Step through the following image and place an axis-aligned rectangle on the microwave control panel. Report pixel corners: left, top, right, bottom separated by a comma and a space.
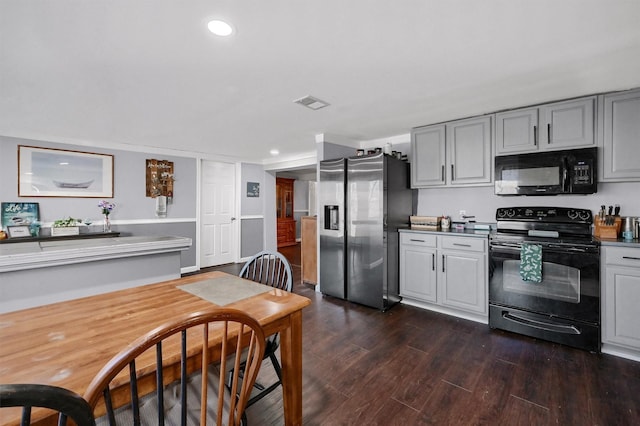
573, 163, 593, 185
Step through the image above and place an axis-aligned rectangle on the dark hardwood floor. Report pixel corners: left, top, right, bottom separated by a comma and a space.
197, 244, 640, 425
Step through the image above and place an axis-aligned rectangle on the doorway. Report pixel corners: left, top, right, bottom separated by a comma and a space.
200, 160, 236, 267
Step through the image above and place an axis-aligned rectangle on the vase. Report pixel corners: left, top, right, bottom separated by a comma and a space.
103, 215, 111, 232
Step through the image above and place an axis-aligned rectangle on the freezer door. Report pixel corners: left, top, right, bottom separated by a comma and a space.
319, 158, 346, 299
347, 154, 384, 308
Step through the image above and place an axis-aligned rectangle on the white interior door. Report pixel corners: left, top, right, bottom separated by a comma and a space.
201, 160, 236, 267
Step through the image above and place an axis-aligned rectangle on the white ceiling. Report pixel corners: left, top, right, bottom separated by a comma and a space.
1, 1, 640, 165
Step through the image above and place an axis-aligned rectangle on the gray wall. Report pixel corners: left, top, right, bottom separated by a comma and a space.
293, 179, 310, 239
0, 136, 198, 269
264, 172, 277, 251
241, 218, 264, 258
319, 141, 356, 161
240, 163, 266, 258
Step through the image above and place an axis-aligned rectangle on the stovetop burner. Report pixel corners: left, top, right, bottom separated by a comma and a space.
496, 207, 592, 224
495, 207, 595, 242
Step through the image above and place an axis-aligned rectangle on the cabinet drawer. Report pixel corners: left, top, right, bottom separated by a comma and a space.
400, 232, 437, 247
441, 236, 486, 252
604, 246, 640, 267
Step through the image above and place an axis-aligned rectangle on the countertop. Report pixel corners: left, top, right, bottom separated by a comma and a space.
597, 237, 640, 248
401, 227, 640, 247
0, 235, 192, 272
399, 227, 492, 239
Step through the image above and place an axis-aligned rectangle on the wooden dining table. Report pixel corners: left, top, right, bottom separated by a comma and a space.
0, 271, 311, 426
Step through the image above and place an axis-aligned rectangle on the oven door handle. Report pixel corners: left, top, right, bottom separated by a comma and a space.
502, 312, 581, 335
545, 244, 592, 253
491, 242, 595, 254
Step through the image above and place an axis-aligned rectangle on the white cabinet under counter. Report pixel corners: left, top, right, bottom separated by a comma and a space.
399, 229, 489, 323
0, 235, 192, 313
601, 244, 640, 361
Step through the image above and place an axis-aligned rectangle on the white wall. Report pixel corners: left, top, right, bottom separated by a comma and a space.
417, 181, 640, 223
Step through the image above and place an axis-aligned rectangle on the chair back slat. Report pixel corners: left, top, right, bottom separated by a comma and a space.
240, 250, 293, 292
155, 343, 165, 425
84, 308, 266, 426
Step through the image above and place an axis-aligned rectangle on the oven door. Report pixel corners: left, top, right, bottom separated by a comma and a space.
489, 239, 599, 324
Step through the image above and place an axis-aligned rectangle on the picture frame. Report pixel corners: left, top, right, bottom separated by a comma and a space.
18, 145, 114, 198
1, 202, 39, 230
247, 182, 260, 197
7, 225, 31, 238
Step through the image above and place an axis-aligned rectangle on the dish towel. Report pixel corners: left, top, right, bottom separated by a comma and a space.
520, 243, 543, 283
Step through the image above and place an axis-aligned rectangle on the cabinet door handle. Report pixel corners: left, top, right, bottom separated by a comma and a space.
622, 256, 640, 261
453, 243, 472, 247
451, 164, 455, 180
442, 254, 445, 272
533, 125, 537, 146
547, 123, 551, 144
441, 165, 445, 181
432, 253, 435, 271
410, 239, 425, 243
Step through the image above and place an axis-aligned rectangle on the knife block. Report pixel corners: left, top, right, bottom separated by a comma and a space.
594, 217, 621, 238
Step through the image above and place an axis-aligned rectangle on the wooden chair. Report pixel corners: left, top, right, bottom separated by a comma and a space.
237, 250, 292, 406
83, 308, 266, 426
0, 383, 96, 426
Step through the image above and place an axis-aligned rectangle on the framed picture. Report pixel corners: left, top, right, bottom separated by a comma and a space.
247, 182, 260, 197
7, 225, 31, 238
18, 145, 114, 198
1, 202, 39, 230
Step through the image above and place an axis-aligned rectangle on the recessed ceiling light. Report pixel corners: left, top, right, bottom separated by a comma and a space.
270, 149, 280, 156
207, 20, 233, 36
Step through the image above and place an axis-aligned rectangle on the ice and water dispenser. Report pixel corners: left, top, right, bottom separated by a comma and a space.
324, 205, 339, 230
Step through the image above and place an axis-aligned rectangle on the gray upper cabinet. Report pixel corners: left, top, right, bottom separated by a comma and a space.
495, 97, 595, 155
495, 108, 538, 154
411, 124, 446, 187
447, 116, 492, 185
411, 116, 492, 188
601, 88, 640, 181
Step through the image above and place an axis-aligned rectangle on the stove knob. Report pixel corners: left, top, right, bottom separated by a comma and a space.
579, 211, 591, 221
497, 209, 506, 218
567, 209, 578, 220
506, 209, 516, 218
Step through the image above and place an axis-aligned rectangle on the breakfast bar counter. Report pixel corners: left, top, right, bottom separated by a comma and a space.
0, 235, 191, 313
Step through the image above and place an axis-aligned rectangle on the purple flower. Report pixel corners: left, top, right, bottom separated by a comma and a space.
98, 200, 115, 216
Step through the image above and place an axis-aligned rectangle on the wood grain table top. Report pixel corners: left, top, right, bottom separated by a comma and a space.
0, 271, 311, 425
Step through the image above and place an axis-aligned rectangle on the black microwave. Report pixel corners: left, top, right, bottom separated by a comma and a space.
494, 147, 597, 196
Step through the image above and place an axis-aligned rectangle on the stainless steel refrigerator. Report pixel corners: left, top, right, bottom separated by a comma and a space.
319, 152, 413, 310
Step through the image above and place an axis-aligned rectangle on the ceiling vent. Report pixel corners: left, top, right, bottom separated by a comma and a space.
293, 95, 330, 110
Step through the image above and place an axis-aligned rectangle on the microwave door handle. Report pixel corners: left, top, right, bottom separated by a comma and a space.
562, 157, 569, 192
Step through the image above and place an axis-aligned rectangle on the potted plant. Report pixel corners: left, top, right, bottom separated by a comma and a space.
51, 217, 82, 236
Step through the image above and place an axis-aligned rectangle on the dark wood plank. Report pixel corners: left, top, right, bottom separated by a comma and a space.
206, 244, 640, 425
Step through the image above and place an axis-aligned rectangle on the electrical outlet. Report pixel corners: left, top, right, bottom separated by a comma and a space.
459, 210, 466, 219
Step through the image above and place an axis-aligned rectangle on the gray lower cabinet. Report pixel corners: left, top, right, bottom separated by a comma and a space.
411, 115, 492, 188
399, 231, 488, 321
495, 96, 595, 155
600, 88, 640, 181
399, 233, 437, 302
602, 246, 640, 358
